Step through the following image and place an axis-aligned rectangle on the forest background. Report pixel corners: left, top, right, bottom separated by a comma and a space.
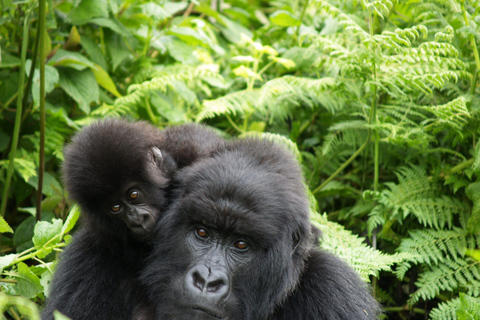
1, 0, 480, 319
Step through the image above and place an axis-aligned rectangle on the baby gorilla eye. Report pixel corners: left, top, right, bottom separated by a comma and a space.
233, 240, 248, 250
111, 204, 122, 213
196, 227, 209, 239
128, 190, 139, 200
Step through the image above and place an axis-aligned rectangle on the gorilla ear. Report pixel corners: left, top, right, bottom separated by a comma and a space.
149, 147, 163, 167
292, 230, 301, 252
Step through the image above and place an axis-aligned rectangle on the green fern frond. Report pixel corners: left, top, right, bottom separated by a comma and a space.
198, 89, 256, 121
91, 102, 134, 117
457, 293, 480, 319
310, 1, 370, 39
116, 64, 222, 108
421, 97, 470, 131
312, 213, 410, 281
396, 228, 480, 278
198, 76, 340, 121
430, 298, 460, 320
410, 259, 480, 305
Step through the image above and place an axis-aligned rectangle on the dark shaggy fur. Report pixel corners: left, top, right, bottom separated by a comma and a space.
141, 138, 381, 320
42, 119, 224, 320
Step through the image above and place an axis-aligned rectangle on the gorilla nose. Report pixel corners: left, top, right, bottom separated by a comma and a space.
186, 265, 229, 302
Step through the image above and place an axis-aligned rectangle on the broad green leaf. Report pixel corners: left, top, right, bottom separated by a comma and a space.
16, 263, 43, 299
28, 172, 62, 197
218, 15, 253, 43
49, 49, 95, 70
41, 195, 64, 212
91, 64, 121, 97
89, 17, 131, 36
80, 37, 108, 71
61, 205, 81, 236
164, 1, 188, 16
140, 3, 170, 20
0, 254, 16, 273
269, 10, 301, 27
169, 27, 208, 47
33, 219, 63, 247
64, 26, 81, 50
58, 68, 99, 114
68, 0, 108, 25
0, 216, 13, 233
26, 60, 59, 107
162, 36, 197, 64
105, 31, 130, 70
0, 52, 21, 68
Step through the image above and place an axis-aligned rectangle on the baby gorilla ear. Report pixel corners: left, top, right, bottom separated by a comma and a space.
149, 146, 177, 176
149, 147, 163, 166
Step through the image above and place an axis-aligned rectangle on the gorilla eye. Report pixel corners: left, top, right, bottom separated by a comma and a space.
196, 227, 209, 239
233, 240, 248, 250
128, 190, 139, 200
111, 204, 122, 213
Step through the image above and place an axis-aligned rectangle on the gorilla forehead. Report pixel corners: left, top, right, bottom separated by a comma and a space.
176, 147, 310, 238
63, 119, 167, 202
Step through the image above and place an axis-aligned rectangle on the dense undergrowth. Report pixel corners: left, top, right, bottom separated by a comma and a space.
1, 0, 480, 319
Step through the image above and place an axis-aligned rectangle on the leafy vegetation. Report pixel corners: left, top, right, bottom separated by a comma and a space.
1, 0, 480, 319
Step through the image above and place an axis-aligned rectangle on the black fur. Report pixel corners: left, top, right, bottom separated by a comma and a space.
42, 119, 224, 320
141, 138, 381, 320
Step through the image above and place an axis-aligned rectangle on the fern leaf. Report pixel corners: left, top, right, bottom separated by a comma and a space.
312, 213, 410, 281
396, 228, 480, 279
410, 259, 480, 305
430, 298, 460, 320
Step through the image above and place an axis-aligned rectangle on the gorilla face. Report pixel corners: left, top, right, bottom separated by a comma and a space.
142, 140, 312, 320
104, 147, 165, 239
62, 120, 172, 242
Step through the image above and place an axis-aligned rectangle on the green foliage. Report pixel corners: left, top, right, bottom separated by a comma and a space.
2, 0, 480, 318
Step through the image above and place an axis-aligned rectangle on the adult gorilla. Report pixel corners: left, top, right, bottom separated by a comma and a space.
141, 138, 380, 320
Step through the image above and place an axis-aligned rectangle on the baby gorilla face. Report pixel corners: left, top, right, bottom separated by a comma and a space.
142, 140, 312, 320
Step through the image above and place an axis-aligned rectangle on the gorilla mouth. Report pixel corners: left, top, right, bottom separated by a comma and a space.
191, 306, 226, 319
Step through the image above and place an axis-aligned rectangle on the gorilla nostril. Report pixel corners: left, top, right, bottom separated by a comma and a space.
207, 279, 225, 293
192, 271, 206, 291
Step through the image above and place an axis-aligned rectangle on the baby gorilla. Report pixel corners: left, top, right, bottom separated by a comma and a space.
42, 119, 224, 320
141, 138, 380, 320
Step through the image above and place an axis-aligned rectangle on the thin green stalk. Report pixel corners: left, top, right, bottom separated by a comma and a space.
448, 158, 474, 175
461, 3, 480, 92
0, 4, 34, 217
294, 0, 310, 44
144, 96, 157, 123
312, 134, 371, 194
36, 0, 47, 221
225, 114, 244, 133
23, 9, 40, 109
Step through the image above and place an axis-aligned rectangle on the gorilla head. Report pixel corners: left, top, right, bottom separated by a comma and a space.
142, 138, 314, 320
62, 119, 174, 241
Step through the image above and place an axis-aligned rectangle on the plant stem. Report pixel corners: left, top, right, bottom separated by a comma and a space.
0, 4, 34, 217
461, 3, 480, 92
312, 134, 371, 194
23, 5, 41, 110
294, 0, 310, 44
36, 0, 47, 221
448, 158, 474, 175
